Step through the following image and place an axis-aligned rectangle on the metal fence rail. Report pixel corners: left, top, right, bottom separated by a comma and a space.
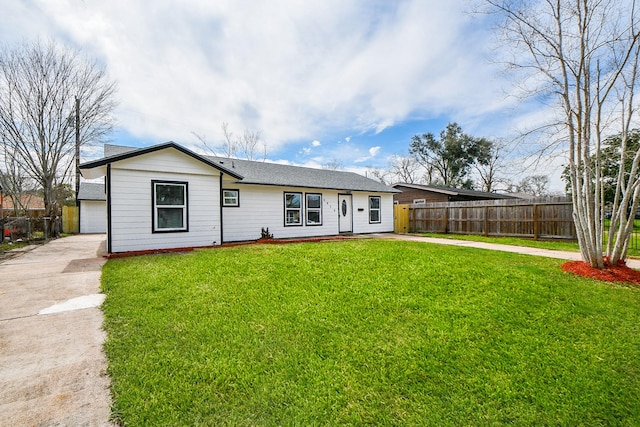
2, 216, 61, 242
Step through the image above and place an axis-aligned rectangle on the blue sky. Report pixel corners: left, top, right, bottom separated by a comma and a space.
1, 0, 566, 190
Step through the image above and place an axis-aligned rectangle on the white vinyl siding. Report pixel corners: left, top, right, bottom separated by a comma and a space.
223, 185, 340, 242
351, 193, 394, 234
108, 150, 221, 253
80, 200, 107, 233
222, 186, 394, 242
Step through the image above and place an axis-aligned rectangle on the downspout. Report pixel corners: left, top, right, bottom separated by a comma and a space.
106, 164, 112, 253
219, 173, 224, 244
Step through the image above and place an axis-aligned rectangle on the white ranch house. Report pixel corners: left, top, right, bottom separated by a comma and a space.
79, 142, 397, 254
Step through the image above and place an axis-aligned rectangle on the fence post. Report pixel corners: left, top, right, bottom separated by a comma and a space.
483, 206, 489, 236
533, 204, 539, 240
409, 206, 413, 233
443, 206, 449, 233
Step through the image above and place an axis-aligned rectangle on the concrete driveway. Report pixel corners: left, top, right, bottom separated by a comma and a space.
0, 234, 113, 426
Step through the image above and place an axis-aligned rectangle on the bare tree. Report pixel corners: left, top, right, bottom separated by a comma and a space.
487, 0, 640, 267
322, 159, 344, 170
0, 149, 36, 215
517, 175, 550, 197
220, 122, 238, 158
0, 40, 116, 219
191, 131, 219, 156
389, 154, 422, 184
195, 123, 268, 161
238, 129, 263, 161
215, 122, 266, 160
473, 139, 510, 192
366, 168, 389, 184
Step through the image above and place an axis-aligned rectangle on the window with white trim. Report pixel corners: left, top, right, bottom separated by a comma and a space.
223, 189, 239, 207
153, 181, 188, 232
284, 192, 302, 226
413, 199, 426, 205
306, 193, 322, 225
369, 196, 381, 224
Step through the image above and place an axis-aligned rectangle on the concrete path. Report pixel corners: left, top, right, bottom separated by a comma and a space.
377, 233, 640, 269
0, 234, 113, 427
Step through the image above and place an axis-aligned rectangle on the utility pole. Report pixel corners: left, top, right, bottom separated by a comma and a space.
75, 97, 80, 207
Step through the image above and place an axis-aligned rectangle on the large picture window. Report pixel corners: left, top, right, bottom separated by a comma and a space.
306, 193, 322, 226
284, 192, 302, 226
153, 181, 188, 232
369, 196, 381, 224
222, 189, 239, 207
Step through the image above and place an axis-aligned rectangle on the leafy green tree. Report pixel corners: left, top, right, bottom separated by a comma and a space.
409, 122, 492, 189
562, 129, 640, 205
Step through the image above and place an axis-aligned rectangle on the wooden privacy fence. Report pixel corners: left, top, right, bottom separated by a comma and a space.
62, 206, 79, 234
397, 197, 577, 240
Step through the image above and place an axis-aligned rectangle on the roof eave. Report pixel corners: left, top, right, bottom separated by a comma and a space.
79, 142, 244, 180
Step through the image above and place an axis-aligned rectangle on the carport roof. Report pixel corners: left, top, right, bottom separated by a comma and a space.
77, 182, 106, 201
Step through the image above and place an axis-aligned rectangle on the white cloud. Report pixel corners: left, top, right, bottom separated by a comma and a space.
311, 140, 321, 147
2, 1, 511, 149
354, 145, 382, 163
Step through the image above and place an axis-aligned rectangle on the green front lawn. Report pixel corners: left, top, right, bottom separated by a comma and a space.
101, 240, 640, 426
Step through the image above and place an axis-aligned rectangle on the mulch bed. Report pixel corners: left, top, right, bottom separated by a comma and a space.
562, 258, 640, 285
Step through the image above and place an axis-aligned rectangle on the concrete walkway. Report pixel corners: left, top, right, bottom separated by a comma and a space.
377, 233, 640, 269
0, 234, 113, 427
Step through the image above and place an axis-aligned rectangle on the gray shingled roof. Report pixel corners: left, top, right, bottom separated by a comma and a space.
393, 183, 517, 199
86, 143, 398, 193
209, 156, 398, 193
104, 144, 137, 157
78, 182, 106, 201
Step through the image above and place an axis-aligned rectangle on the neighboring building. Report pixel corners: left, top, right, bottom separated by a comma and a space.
77, 181, 107, 234
392, 183, 518, 205
2, 194, 46, 216
80, 142, 398, 254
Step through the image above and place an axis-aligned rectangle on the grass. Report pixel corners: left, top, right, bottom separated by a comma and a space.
0, 240, 29, 252
101, 240, 640, 426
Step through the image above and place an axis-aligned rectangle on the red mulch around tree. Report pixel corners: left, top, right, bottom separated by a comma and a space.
562, 258, 640, 285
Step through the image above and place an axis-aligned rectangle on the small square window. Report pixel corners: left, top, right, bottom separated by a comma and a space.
223, 189, 239, 207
